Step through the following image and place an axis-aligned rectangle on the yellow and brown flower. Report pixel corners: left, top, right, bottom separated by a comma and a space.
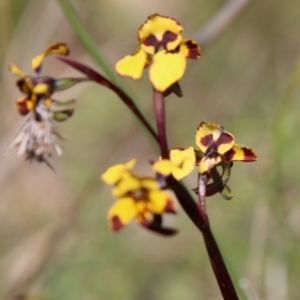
101, 160, 176, 233
115, 14, 201, 92
9, 43, 83, 118
195, 122, 257, 174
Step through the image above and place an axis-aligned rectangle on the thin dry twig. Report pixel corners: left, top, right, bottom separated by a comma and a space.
194, 0, 254, 47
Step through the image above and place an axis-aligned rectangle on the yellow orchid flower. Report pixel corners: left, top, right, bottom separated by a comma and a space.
115, 14, 201, 92
101, 160, 176, 232
195, 122, 257, 174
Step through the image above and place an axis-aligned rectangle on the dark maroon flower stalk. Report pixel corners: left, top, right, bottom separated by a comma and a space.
153, 89, 169, 159
167, 176, 239, 300
59, 57, 159, 144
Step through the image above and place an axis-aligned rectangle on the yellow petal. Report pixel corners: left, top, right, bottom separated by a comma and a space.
9, 63, 26, 78
108, 197, 136, 231
43, 42, 69, 56
112, 172, 141, 198
31, 54, 45, 73
32, 83, 50, 95
152, 159, 175, 177
31, 43, 69, 72
153, 147, 195, 180
170, 147, 195, 166
124, 159, 137, 169
149, 50, 186, 92
140, 177, 160, 190
26, 99, 34, 111
101, 159, 136, 185
139, 14, 183, 53
170, 147, 196, 180
115, 48, 147, 79
148, 190, 170, 214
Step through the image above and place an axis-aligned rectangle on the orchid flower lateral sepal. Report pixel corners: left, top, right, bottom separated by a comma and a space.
115, 14, 201, 92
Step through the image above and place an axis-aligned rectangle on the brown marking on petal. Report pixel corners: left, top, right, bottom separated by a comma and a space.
110, 215, 124, 231
223, 149, 234, 161
243, 148, 257, 161
200, 134, 213, 148
185, 40, 201, 59
162, 30, 178, 48
165, 199, 176, 213
215, 133, 234, 148
143, 34, 159, 52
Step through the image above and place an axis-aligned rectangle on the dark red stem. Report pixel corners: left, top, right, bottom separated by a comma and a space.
167, 176, 239, 300
58, 57, 159, 144
153, 89, 169, 158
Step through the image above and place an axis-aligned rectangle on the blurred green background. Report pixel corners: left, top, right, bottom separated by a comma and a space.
1, 0, 300, 299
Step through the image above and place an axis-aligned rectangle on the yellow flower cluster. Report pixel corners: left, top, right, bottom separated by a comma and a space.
102, 122, 257, 232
